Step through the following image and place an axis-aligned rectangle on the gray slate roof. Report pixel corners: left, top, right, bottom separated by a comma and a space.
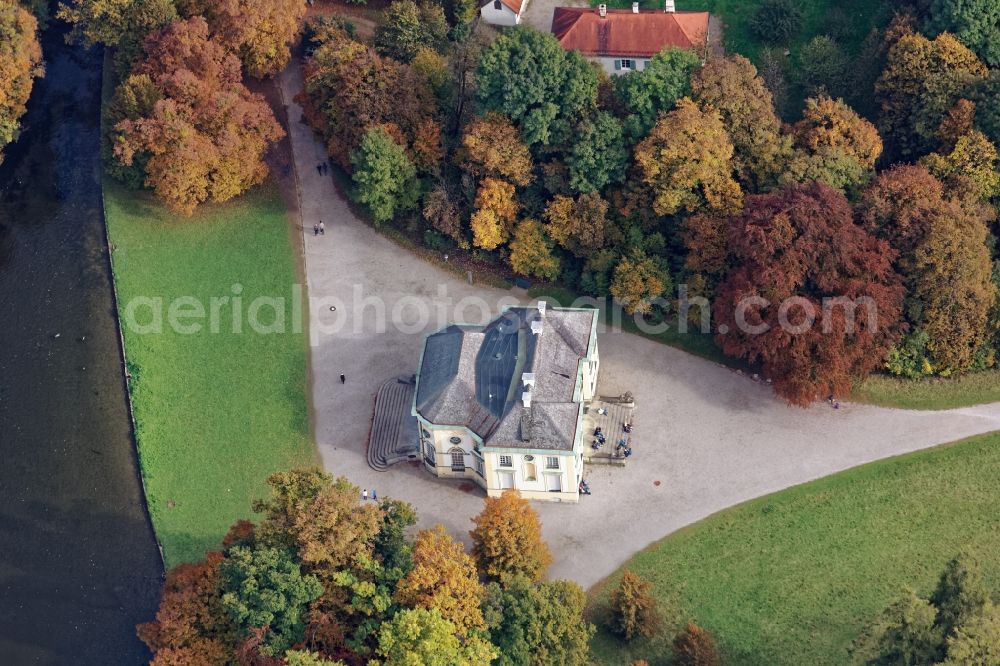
415, 306, 596, 451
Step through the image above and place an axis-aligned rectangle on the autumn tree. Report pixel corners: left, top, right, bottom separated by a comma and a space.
673, 623, 721, 666
137, 552, 236, 664
476, 27, 598, 146
937, 98, 977, 151
482, 574, 594, 666
58, 0, 176, 66
459, 113, 533, 186
607, 570, 660, 641
219, 545, 324, 657
373, 498, 418, 584
714, 182, 904, 405
859, 165, 995, 375
395, 525, 485, 634
543, 192, 610, 257
0, 1, 43, 163
876, 31, 987, 158
690, 54, 790, 190
610, 249, 670, 316
635, 98, 742, 217
373, 0, 448, 62
783, 95, 883, 193
614, 47, 701, 141
470, 490, 552, 582
567, 111, 628, 193
284, 650, 346, 666
422, 185, 464, 244
924, 0, 1000, 66
374, 608, 497, 666
470, 178, 518, 249
921, 128, 1000, 201
301, 27, 438, 168
179, 0, 306, 77
110, 17, 284, 215
509, 218, 561, 281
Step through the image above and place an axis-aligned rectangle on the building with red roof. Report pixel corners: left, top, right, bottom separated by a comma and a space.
480, 0, 529, 26
551, 3, 710, 74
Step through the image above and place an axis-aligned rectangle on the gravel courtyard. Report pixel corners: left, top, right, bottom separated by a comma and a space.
279, 64, 1000, 588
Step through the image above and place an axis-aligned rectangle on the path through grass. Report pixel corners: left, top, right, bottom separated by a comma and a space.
588, 431, 1000, 665
105, 181, 317, 566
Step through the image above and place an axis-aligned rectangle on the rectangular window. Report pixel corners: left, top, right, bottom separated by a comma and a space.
643, 60, 651, 69
493, 0, 501, 7
476, 457, 484, 476
619, 59, 633, 71
423, 441, 435, 467
546, 456, 559, 470
499, 454, 513, 468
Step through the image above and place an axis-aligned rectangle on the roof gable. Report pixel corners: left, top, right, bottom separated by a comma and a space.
551, 7, 709, 59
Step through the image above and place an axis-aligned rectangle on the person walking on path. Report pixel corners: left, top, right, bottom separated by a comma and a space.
319, 221, 325, 235
371, 489, 377, 501
313, 223, 319, 236
316, 163, 323, 175
340, 374, 346, 384
362, 489, 368, 501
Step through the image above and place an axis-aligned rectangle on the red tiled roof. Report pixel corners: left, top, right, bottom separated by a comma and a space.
481, 0, 524, 15
551, 7, 710, 59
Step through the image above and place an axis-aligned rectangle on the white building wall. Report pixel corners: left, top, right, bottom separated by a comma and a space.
593, 56, 652, 76
479, 1, 520, 26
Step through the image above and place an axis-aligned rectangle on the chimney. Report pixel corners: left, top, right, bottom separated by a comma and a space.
632, 1, 639, 12
521, 372, 536, 389
598, 3, 607, 17
530, 320, 543, 335
522, 384, 532, 408
664, 0, 675, 11
537, 301, 547, 317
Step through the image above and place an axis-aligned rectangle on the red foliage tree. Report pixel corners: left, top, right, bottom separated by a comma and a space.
713, 182, 904, 405
137, 551, 235, 665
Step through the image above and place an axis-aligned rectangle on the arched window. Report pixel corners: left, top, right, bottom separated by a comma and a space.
450, 448, 465, 472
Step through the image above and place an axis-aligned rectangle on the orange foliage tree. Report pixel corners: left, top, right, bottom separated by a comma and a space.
0, 1, 43, 162
395, 525, 485, 634
470, 490, 552, 582
182, 0, 307, 78
606, 570, 660, 641
673, 623, 721, 666
110, 17, 284, 215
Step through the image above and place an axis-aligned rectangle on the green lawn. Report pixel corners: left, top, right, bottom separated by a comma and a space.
850, 369, 1000, 410
104, 181, 317, 566
588, 431, 1000, 666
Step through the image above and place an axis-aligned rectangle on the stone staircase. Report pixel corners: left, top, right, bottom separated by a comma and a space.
367, 375, 420, 471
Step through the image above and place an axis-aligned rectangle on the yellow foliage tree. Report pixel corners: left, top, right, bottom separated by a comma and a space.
634, 98, 742, 217
610, 250, 670, 315
470, 178, 517, 250
395, 525, 485, 634
459, 112, 533, 186
543, 192, 610, 257
791, 95, 883, 170
470, 490, 552, 582
509, 219, 561, 281
607, 570, 660, 641
921, 129, 1000, 201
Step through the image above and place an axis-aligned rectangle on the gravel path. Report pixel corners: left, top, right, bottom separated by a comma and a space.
278, 63, 1000, 588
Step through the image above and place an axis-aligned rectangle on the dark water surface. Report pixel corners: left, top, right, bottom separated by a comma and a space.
0, 21, 163, 666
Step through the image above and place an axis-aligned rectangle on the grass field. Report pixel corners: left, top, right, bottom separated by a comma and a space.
851, 370, 1000, 410
588, 431, 1000, 665
104, 180, 317, 566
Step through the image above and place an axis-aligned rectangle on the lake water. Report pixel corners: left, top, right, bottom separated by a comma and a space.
0, 20, 163, 666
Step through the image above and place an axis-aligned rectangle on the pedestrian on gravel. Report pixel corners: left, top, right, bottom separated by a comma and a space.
313, 223, 319, 236
316, 163, 322, 175
319, 221, 325, 235
362, 488, 368, 501
340, 374, 346, 384
371, 489, 377, 501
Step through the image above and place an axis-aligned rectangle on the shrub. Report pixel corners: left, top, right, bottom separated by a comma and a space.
673, 623, 721, 666
607, 570, 660, 641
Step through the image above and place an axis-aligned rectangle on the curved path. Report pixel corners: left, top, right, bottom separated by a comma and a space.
278, 64, 1000, 588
